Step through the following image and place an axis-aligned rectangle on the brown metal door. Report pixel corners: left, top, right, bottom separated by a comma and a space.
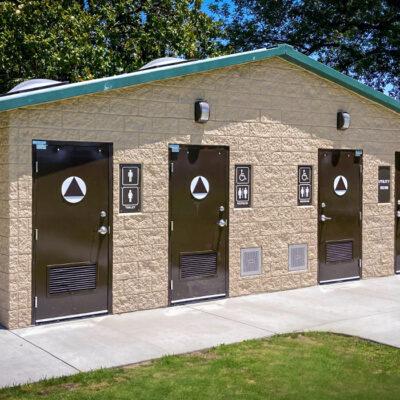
32, 141, 112, 323
395, 153, 400, 273
318, 149, 362, 283
169, 145, 229, 304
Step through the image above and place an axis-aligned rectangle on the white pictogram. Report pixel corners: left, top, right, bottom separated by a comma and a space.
128, 169, 133, 183
236, 167, 250, 184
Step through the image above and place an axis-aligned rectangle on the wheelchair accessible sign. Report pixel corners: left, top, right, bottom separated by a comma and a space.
235, 165, 251, 208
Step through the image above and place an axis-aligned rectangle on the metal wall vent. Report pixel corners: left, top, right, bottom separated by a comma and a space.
288, 244, 308, 271
180, 252, 217, 279
241, 247, 262, 277
48, 264, 97, 295
326, 240, 353, 263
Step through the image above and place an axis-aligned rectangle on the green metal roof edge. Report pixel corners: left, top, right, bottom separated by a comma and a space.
0, 44, 399, 114
280, 46, 400, 114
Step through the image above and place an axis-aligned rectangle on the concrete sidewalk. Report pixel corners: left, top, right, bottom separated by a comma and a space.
1, 275, 400, 389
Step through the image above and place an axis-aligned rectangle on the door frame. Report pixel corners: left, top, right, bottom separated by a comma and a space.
395, 153, 400, 274
31, 140, 114, 324
167, 144, 230, 305
317, 148, 363, 284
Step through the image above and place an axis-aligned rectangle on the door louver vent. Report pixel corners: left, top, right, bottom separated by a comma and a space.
180, 253, 217, 279
288, 244, 308, 271
48, 264, 97, 295
326, 241, 353, 263
241, 247, 262, 276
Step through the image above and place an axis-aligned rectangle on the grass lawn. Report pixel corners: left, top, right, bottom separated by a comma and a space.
1, 332, 400, 400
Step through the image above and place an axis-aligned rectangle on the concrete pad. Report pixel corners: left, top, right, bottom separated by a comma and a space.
2, 275, 399, 389
15, 305, 271, 371
334, 276, 400, 304
189, 280, 400, 333
0, 329, 76, 388
308, 310, 400, 348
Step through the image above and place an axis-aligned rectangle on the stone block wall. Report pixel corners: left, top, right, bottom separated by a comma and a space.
0, 57, 399, 328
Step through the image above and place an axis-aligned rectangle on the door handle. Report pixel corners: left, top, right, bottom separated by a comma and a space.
397, 211, 400, 218
98, 226, 108, 235
320, 215, 332, 222
218, 219, 227, 228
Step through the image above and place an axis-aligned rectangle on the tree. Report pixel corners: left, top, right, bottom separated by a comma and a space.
211, 0, 400, 99
0, 0, 221, 93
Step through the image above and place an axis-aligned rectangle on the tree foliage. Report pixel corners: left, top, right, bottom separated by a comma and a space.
0, 0, 221, 93
212, 0, 400, 98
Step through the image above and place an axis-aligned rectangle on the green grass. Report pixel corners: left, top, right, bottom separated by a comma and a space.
1, 332, 400, 400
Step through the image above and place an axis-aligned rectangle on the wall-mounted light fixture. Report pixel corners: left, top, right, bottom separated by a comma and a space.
194, 100, 210, 123
337, 111, 351, 130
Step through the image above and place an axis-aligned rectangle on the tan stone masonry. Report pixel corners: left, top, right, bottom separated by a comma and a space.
0, 57, 399, 328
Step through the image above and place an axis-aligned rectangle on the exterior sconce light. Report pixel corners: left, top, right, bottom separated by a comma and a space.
337, 111, 351, 130
194, 100, 210, 123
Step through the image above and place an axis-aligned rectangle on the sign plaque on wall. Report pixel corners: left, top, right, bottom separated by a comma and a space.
298, 166, 312, 206
378, 166, 390, 203
119, 164, 141, 213
234, 165, 252, 208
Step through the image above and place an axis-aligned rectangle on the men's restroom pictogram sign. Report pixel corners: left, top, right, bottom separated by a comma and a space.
120, 164, 141, 213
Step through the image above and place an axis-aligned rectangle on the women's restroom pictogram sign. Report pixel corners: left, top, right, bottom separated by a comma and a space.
235, 165, 252, 208
298, 165, 312, 205
120, 164, 141, 213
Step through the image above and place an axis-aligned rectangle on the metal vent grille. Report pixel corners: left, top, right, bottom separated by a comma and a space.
48, 264, 97, 295
289, 244, 308, 271
326, 241, 353, 263
241, 248, 262, 277
180, 253, 217, 279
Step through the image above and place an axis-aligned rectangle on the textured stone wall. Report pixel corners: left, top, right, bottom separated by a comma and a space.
1, 57, 400, 328
0, 112, 11, 328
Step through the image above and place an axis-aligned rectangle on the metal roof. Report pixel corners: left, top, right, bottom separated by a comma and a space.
0, 44, 399, 114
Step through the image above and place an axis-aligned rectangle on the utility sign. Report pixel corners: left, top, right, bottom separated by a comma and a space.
378, 166, 390, 203
298, 166, 312, 205
235, 165, 251, 208
120, 164, 141, 213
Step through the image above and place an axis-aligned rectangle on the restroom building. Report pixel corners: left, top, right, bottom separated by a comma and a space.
0, 44, 399, 329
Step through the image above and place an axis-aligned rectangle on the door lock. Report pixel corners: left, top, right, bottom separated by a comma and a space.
320, 214, 332, 222
218, 219, 227, 227
98, 226, 108, 235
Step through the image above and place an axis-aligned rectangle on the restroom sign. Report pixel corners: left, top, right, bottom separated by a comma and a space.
333, 175, 348, 197
119, 164, 141, 213
61, 176, 87, 204
235, 165, 252, 208
298, 166, 312, 205
190, 176, 210, 200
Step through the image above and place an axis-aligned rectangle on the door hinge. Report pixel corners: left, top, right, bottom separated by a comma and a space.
34, 296, 38, 308
170, 220, 174, 232
170, 162, 174, 174
35, 161, 39, 173
358, 259, 362, 269
359, 211, 362, 221
170, 280, 173, 290
34, 228, 38, 241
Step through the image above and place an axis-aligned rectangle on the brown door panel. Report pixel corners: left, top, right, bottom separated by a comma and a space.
318, 149, 362, 283
169, 145, 229, 303
33, 141, 112, 322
